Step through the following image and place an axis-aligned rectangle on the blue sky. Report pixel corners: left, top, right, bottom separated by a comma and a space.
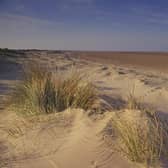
0, 0, 168, 51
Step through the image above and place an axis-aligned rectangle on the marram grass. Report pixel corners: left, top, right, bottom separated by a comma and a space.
107, 109, 168, 167
10, 63, 97, 116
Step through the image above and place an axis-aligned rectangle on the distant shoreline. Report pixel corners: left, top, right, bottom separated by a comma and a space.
74, 51, 168, 73
1, 49, 168, 72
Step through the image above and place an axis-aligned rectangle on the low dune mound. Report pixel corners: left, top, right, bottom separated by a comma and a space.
0, 109, 75, 167
104, 109, 168, 168
0, 109, 133, 168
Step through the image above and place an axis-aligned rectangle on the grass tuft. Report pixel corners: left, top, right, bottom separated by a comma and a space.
10, 62, 97, 116
107, 109, 168, 167
126, 87, 142, 110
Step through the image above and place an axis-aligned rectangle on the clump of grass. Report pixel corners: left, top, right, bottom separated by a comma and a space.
11, 63, 52, 115
10, 62, 97, 116
126, 87, 142, 110
108, 109, 168, 167
127, 92, 141, 110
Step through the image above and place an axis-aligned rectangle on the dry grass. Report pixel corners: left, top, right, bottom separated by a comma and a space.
105, 89, 168, 167
10, 62, 97, 116
126, 87, 142, 110
107, 109, 168, 167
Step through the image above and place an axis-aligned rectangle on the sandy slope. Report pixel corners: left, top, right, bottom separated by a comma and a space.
1, 51, 168, 167
2, 110, 132, 168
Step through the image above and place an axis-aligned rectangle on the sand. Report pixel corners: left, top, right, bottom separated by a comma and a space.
76, 51, 168, 72
0, 50, 168, 168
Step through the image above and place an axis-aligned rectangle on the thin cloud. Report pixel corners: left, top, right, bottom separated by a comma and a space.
0, 13, 63, 28
128, 6, 168, 25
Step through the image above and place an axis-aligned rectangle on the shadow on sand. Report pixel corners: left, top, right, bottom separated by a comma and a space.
100, 94, 126, 110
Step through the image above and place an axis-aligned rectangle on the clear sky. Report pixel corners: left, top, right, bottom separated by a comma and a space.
0, 0, 168, 51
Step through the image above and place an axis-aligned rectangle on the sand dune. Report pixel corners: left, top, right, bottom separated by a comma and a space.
3, 110, 132, 168
1, 51, 168, 167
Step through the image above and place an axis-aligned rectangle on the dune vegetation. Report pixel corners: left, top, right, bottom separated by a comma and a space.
104, 93, 168, 167
111, 110, 167, 166
10, 63, 97, 116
